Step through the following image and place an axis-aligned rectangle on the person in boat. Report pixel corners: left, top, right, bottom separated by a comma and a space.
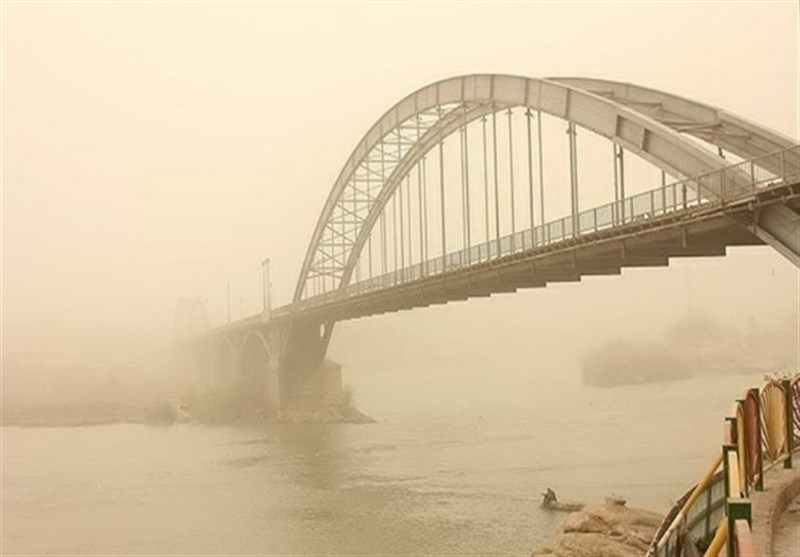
541, 487, 558, 506
540, 488, 584, 512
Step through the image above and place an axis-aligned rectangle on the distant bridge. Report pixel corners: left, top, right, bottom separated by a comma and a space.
182, 75, 799, 415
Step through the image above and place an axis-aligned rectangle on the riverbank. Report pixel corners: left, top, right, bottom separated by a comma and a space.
1, 399, 376, 428
1, 401, 149, 428
581, 313, 798, 387
532, 495, 663, 557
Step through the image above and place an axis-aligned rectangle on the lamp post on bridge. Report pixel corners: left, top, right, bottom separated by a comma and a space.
261, 258, 271, 316
226, 282, 231, 325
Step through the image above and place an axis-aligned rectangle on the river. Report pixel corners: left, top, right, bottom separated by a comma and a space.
2, 365, 763, 556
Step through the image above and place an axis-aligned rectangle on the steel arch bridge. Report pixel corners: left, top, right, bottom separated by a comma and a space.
200, 74, 799, 414
295, 75, 799, 304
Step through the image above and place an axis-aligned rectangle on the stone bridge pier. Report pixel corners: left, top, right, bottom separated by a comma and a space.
200, 319, 343, 419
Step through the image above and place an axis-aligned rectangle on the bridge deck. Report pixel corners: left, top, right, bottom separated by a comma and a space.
216, 179, 797, 332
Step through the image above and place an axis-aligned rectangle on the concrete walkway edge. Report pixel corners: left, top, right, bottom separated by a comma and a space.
750, 451, 800, 557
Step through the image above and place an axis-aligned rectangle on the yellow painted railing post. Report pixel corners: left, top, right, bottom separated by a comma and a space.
722, 443, 739, 557
735, 400, 749, 497
783, 379, 794, 469
724, 445, 741, 498
724, 416, 735, 445
703, 520, 728, 557
749, 388, 765, 491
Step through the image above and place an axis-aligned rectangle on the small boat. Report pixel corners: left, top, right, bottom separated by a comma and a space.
540, 488, 585, 512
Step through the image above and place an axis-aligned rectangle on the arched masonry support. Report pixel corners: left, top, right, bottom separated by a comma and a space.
203, 320, 343, 417
238, 329, 281, 413
211, 336, 237, 390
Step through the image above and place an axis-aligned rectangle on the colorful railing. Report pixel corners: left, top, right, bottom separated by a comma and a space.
648, 373, 799, 557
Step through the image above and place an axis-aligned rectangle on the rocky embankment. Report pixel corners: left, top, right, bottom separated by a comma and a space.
533, 495, 663, 557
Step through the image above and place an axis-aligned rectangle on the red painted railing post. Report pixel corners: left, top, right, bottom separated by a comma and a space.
736, 399, 749, 497
784, 379, 794, 469
722, 443, 736, 557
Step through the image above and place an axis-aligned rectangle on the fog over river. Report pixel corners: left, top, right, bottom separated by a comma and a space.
3, 2, 798, 556
3, 367, 768, 556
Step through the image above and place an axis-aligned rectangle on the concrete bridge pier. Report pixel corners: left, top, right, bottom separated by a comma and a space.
203, 320, 343, 420
236, 326, 283, 414
279, 320, 344, 420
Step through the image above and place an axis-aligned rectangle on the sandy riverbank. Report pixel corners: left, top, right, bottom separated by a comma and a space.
1, 399, 376, 428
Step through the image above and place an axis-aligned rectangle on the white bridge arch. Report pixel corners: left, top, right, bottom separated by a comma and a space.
294, 74, 799, 302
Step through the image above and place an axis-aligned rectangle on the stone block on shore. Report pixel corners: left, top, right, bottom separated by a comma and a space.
533, 495, 662, 557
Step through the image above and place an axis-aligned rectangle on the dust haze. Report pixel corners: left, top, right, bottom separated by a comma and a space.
3, 3, 800, 556
2, 3, 798, 422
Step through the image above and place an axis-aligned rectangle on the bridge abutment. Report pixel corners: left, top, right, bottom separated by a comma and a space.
200, 320, 343, 421
280, 321, 344, 419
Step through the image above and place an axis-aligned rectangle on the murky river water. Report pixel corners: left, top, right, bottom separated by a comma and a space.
2, 367, 762, 556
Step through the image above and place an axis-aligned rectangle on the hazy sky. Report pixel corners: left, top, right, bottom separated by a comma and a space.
2, 1, 798, 365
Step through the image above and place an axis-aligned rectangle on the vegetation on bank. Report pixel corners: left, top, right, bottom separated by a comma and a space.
581, 312, 799, 387
2, 379, 374, 427
181, 384, 374, 424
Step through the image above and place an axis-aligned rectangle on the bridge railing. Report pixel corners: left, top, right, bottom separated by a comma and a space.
294, 145, 798, 310
648, 372, 799, 557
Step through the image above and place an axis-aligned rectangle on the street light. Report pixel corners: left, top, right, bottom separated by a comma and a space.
261, 258, 271, 313
226, 282, 231, 324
